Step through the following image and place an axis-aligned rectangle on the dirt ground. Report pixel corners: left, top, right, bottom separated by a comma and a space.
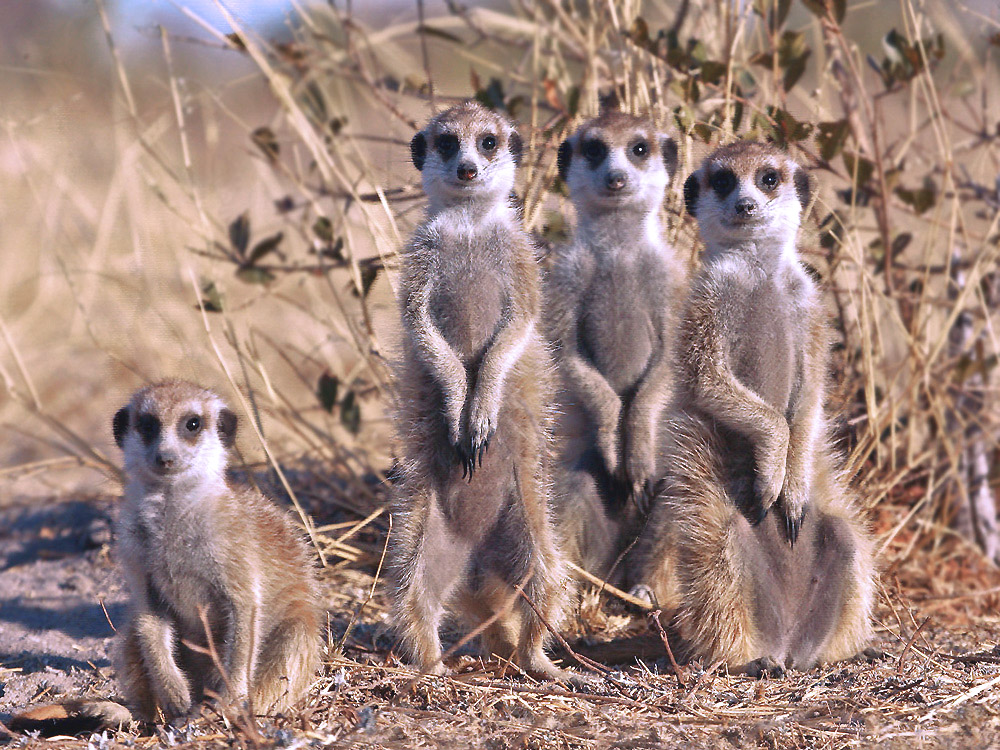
1, 492, 999, 749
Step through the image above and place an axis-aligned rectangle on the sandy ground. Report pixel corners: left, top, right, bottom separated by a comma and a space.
0, 497, 123, 722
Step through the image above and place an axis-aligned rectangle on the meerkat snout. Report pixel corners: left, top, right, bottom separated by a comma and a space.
409, 104, 522, 207
557, 111, 678, 212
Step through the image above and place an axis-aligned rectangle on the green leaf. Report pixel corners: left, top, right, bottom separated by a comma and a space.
340, 390, 361, 435
313, 216, 334, 242
891, 232, 912, 258
248, 232, 284, 264
842, 152, 875, 190
700, 60, 727, 86
817, 119, 850, 161
198, 280, 224, 313
895, 184, 937, 215
317, 372, 339, 413
229, 212, 250, 257
251, 127, 279, 161
475, 78, 506, 111
235, 267, 276, 285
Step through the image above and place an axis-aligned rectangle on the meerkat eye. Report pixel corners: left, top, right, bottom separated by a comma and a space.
480, 134, 497, 151
631, 140, 649, 158
708, 169, 737, 197
435, 134, 459, 160
758, 168, 781, 191
581, 139, 607, 166
185, 416, 201, 433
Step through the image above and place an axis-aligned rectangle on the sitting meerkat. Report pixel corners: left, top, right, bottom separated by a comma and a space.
546, 111, 686, 583
628, 141, 875, 676
12, 381, 323, 731
112, 381, 322, 719
388, 102, 571, 681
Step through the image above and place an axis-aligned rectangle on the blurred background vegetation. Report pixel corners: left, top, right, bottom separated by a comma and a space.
0, 0, 997, 585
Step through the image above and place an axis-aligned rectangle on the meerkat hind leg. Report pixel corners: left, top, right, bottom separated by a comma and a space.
784, 512, 857, 670
396, 492, 474, 675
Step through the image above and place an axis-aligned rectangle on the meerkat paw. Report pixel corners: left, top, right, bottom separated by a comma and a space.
460, 398, 497, 479
777, 492, 808, 546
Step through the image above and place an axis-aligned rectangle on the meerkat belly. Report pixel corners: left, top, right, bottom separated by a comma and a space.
580, 274, 655, 395
731, 286, 796, 412
431, 266, 508, 361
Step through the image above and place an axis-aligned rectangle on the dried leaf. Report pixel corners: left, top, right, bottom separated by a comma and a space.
251, 126, 279, 161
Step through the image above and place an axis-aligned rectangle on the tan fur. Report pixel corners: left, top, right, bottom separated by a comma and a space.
388, 102, 570, 681
547, 112, 685, 588
113, 381, 321, 720
628, 141, 875, 673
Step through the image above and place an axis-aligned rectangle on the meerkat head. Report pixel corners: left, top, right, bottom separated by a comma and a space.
683, 141, 812, 257
410, 101, 522, 210
557, 111, 678, 216
113, 380, 237, 490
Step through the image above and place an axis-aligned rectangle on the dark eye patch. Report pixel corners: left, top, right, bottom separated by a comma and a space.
756, 167, 781, 192
435, 133, 459, 161
136, 413, 161, 445
581, 138, 608, 167
708, 168, 737, 198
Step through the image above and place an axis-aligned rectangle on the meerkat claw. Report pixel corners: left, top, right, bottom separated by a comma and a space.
751, 501, 769, 526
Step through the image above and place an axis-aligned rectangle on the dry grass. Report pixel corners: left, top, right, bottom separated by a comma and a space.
1, 0, 999, 747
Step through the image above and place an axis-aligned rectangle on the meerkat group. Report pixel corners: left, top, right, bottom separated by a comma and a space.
13, 100, 878, 737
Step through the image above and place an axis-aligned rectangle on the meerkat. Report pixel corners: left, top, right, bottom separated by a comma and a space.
388, 102, 571, 681
545, 111, 686, 583
627, 141, 875, 676
113, 381, 321, 719
11, 382, 323, 732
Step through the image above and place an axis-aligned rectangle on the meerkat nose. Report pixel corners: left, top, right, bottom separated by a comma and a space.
155, 451, 176, 470
735, 198, 757, 216
605, 170, 627, 191
457, 162, 478, 181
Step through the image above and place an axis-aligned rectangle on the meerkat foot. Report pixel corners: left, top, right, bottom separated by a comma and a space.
862, 646, 887, 662
743, 656, 785, 679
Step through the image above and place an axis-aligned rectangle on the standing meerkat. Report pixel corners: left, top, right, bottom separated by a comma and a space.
628, 141, 875, 676
113, 381, 322, 719
388, 102, 571, 681
546, 111, 686, 582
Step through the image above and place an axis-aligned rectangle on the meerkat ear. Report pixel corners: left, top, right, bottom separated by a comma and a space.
683, 171, 700, 217
556, 139, 572, 182
793, 167, 813, 212
113, 406, 130, 448
217, 408, 238, 448
410, 132, 427, 171
508, 131, 523, 165
660, 137, 679, 179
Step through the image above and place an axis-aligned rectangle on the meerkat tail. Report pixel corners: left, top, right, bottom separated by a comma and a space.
9, 700, 133, 736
